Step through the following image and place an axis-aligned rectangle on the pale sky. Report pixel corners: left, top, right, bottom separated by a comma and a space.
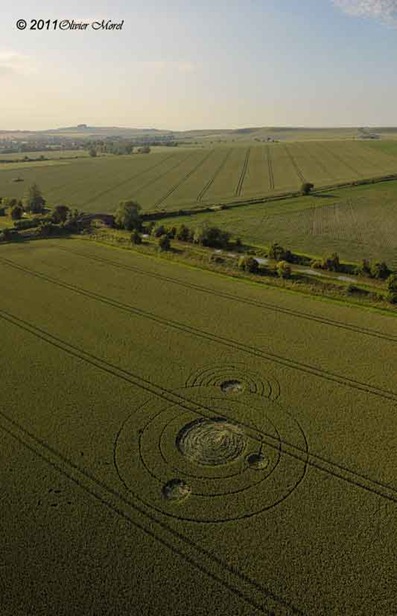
1, 0, 397, 130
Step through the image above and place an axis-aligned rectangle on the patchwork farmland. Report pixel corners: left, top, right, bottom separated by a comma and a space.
1, 238, 397, 614
1, 140, 397, 213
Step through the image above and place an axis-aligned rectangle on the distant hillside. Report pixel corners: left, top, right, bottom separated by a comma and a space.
1, 125, 397, 142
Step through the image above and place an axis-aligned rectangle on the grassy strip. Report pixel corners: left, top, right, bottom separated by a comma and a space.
84, 228, 396, 315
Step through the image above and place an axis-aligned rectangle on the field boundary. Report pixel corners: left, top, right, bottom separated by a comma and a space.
1, 255, 396, 398
56, 244, 397, 343
140, 172, 397, 221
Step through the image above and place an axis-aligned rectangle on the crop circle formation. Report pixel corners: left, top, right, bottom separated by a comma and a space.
176, 418, 246, 466
186, 363, 281, 400
115, 367, 308, 523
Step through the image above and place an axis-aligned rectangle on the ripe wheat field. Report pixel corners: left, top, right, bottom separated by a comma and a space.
1, 238, 397, 614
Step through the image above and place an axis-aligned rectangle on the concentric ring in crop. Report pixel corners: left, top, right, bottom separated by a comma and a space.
186, 363, 280, 400
115, 383, 308, 522
176, 417, 246, 466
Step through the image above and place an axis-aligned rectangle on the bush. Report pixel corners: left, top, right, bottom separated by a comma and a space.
277, 260, 292, 279
158, 234, 171, 251
268, 242, 287, 261
130, 230, 142, 244
38, 222, 58, 237
52, 204, 70, 224
370, 261, 390, 280
175, 224, 191, 242
301, 182, 314, 195
311, 260, 323, 269
10, 204, 24, 220
387, 291, 397, 304
14, 218, 40, 230
145, 221, 156, 235
152, 224, 166, 237
238, 255, 259, 273
193, 224, 230, 249
346, 284, 369, 296
164, 225, 176, 239
387, 274, 397, 292
1, 228, 19, 241
209, 254, 225, 264
322, 253, 340, 272
357, 259, 371, 276
63, 209, 85, 232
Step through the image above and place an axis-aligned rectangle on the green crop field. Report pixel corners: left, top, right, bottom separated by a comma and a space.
1, 237, 397, 614
1, 140, 397, 214
161, 179, 397, 268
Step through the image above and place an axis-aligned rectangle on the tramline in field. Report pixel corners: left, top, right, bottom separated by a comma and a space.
1, 237, 396, 614
1, 140, 397, 213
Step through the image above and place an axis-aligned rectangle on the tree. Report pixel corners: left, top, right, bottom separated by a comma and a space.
175, 224, 191, 242
268, 242, 286, 261
370, 261, 390, 280
88, 147, 97, 157
386, 273, 397, 304
158, 234, 171, 251
24, 183, 46, 214
52, 204, 70, 224
64, 208, 84, 232
301, 182, 314, 195
193, 224, 230, 249
238, 255, 259, 273
164, 225, 176, 239
114, 200, 142, 231
357, 259, 371, 276
322, 253, 340, 272
10, 204, 23, 220
152, 224, 166, 237
277, 260, 292, 279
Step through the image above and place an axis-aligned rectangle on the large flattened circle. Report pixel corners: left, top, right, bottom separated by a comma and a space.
115, 386, 308, 523
176, 418, 247, 466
